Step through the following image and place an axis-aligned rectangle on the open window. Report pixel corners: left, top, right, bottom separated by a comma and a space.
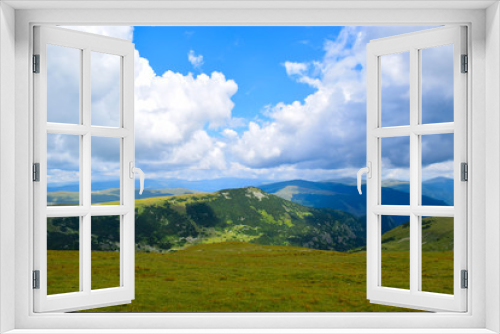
33, 26, 137, 312
364, 26, 467, 312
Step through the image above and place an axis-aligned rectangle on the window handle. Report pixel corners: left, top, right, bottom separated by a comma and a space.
357, 162, 372, 195
129, 162, 145, 195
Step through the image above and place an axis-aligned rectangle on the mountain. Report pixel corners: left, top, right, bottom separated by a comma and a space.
382, 177, 453, 206
48, 177, 271, 193
48, 187, 366, 253
422, 177, 454, 206
381, 216, 453, 251
350, 216, 453, 252
47, 188, 205, 205
259, 180, 448, 218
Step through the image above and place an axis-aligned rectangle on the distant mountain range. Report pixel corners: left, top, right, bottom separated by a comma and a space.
48, 184, 454, 254
49, 187, 367, 252
48, 177, 272, 193
47, 188, 204, 205
48, 178, 453, 233
259, 178, 451, 215
379, 177, 454, 206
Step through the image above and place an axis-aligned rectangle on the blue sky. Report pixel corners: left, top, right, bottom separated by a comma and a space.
133, 26, 341, 123
47, 25, 455, 190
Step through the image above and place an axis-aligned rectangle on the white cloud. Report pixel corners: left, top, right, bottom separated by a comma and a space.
188, 50, 204, 69
422, 160, 454, 180
228, 26, 450, 177
48, 26, 454, 185
222, 129, 238, 138
284, 61, 308, 76
134, 52, 238, 170
48, 26, 238, 183
229, 27, 370, 170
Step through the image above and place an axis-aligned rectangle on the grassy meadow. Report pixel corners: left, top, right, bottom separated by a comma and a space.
46, 241, 453, 313
46, 191, 454, 312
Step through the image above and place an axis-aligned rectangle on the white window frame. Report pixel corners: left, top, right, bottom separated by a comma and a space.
1, 1, 499, 333
33, 26, 136, 313
366, 26, 468, 312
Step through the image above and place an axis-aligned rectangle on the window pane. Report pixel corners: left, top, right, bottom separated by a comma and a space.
421, 216, 454, 294
91, 215, 121, 290
381, 52, 410, 127
47, 44, 81, 124
421, 45, 454, 124
91, 52, 121, 127
381, 136, 410, 205
47, 217, 80, 295
91, 137, 121, 204
421, 133, 454, 206
381, 215, 410, 290
47, 133, 80, 206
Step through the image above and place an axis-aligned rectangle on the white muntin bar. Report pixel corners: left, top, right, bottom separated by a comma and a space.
34, 25, 135, 313
366, 26, 466, 312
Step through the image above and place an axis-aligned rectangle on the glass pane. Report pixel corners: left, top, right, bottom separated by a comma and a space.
421, 45, 454, 124
381, 52, 410, 127
91, 216, 121, 290
91, 137, 121, 204
381, 215, 410, 290
421, 216, 454, 294
91, 52, 121, 127
47, 44, 81, 124
47, 217, 80, 295
47, 133, 80, 206
421, 133, 454, 206
381, 136, 410, 205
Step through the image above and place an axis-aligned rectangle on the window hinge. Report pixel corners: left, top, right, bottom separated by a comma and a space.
33, 163, 40, 182
33, 54, 40, 73
461, 162, 468, 181
33, 270, 40, 289
461, 54, 468, 73
461, 270, 468, 289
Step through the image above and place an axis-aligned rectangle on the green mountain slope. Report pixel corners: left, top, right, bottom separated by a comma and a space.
47, 188, 204, 205
381, 217, 453, 251
48, 187, 366, 253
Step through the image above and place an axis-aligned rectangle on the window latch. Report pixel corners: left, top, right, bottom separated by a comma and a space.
357, 162, 372, 195
129, 161, 145, 195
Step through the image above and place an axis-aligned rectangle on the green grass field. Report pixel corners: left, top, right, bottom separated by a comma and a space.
46, 242, 453, 313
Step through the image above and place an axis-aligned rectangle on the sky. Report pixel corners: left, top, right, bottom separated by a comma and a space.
46, 26, 455, 190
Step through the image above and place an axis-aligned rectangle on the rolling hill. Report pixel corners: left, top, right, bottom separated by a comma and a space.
381, 216, 453, 252
47, 188, 204, 205
48, 187, 366, 253
259, 179, 449, 217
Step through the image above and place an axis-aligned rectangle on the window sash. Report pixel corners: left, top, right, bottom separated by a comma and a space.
366, 26, 468, 312
33, 25, 136, 313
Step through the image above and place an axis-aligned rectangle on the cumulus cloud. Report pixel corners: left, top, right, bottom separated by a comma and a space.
230, 27, 369, 170
188, 50, 204, 69
48, 26, 238, 184
48, 25, 453, 185
228, 26, 452, 180
134, 52, 237, 171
